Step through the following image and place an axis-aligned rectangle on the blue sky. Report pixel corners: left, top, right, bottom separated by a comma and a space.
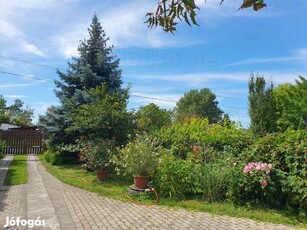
0, 0, 306, 127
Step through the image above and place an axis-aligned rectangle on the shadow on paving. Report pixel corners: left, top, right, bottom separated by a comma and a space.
0, 156, 12, 214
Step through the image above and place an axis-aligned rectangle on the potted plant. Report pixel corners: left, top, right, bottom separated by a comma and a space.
79, 139, 116, 181
113, 135, 165, 189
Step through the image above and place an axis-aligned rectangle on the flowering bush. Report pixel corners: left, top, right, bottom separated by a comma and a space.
243, 162, 273, 187
113, 135, 168, 177
241, 130, 307, 220
79, 139, 116, 171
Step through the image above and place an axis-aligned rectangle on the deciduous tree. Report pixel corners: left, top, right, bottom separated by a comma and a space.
135, 103, 173, 133
248, 73, 276, 136
274, 76, 307, 131
175, 88, 223, 123
146, 0, 267, 33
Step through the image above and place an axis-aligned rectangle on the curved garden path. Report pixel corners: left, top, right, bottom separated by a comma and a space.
0, 155, 305, 230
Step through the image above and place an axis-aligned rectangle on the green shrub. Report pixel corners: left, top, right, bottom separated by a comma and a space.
113, 135, 167, 177
78, 139, 116, 171
199, 163, 231, 202
50, 152, 64, 165
238, 130, 307, 220
43, 150, 64, 165
156, 117, 254, 159
44, 150, 51, 163
152, 155, 201, 199
0, 139, 6, 156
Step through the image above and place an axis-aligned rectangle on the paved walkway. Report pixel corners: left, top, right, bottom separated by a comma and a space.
0, 155, 306, 230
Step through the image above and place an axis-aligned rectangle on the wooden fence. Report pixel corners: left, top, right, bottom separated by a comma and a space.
0, 128, 45, 154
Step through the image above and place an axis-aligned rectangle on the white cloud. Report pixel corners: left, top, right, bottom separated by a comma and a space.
225, 48, 307, 67
128, 71, 305, 85
0, 82, 43, 88
0, 20, 22, 38
4, 94, 26, 99
51, 0, 205, 58
51, 25, 87, 58
0, 20, 45, 57
21, 43, 45, 57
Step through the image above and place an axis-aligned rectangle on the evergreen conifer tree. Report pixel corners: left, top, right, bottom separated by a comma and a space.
39, 15, 123, 147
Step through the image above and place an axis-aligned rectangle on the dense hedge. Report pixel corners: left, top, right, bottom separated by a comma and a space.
156, 117, 254, 159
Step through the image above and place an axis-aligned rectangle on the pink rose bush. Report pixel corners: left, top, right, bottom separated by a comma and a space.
243, 162, 272, 187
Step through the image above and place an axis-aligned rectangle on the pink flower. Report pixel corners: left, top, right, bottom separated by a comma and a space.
260, 180, 268, 186
243, 166, 249, 173
255, 163, 261, 170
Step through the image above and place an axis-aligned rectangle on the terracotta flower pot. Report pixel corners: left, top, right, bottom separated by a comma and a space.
133, 175, 149, 189
96, 171, 108, 181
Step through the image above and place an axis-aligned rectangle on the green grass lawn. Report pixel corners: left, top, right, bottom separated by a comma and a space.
4, 154, 28, 185
38, 155, 307, 229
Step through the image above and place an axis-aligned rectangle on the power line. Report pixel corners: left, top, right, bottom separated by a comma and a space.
0, 70, 53, 82
0, 56, 60, 71
130, 94, 247, 110
131, 94, 177, 103
0, 69, 247, 110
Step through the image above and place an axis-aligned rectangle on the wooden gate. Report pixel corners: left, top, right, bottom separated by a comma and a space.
0, 127, 45, 154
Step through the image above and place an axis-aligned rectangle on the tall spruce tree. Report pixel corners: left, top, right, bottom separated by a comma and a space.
39, 15, 123, 148
248, 73, 277, 136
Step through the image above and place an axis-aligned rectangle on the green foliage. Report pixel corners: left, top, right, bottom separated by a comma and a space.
113, 135, 168, 177
152, 155, 232, 201
274, 76, 307, 131
156, 117, 253, 159
39, 15, 124, 147
67, 85, 132, 144
199, 162, 232, 202
175, 88, 223, 123
248, 73, 277, 136
238, 130, 307, 219
146, 0, 266, 33
135, 103, 172, 134
39, 106, 76, 149
7, 99, 34, 127
0, 95, 9, 124
227, 161, 280, 208
44, 150, 52, 163
0, 96, 33, 127
78, 138, 116, 171
152, 155, 199, 199
0, 139, 5, 154
44, 149, 77, 165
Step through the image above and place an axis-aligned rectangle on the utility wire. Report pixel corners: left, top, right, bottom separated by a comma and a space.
0, 70, 53, 82
130, 94, 247, 110
0, 69, 247, 110
0, 56, 60, 71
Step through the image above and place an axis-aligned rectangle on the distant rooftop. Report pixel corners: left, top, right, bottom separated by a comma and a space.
0, 123, 20, 131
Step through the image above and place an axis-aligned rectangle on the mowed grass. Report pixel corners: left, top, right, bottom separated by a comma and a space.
38, 154, 131, 201
38, 155, 307, 229
4, 154, 28, 185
